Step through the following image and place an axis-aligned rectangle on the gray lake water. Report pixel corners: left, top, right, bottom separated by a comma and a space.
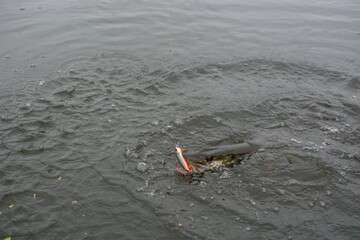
1, 0, 360, 239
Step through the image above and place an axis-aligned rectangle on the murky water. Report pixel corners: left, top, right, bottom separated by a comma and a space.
1, 0, 359, 239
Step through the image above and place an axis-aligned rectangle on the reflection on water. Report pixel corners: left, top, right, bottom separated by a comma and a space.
1, 0, 360, 239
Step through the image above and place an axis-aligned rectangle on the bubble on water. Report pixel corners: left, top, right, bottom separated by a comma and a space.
214, 117, 222, 123
320, 201, 326, 207
278, 189, 285, 195
175, 119, 183, 125
136, 162, 147, 173
220, 171, 230, 179
199, 181, 207, 188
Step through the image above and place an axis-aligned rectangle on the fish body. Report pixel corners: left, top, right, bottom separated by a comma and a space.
175, 142, 259, 175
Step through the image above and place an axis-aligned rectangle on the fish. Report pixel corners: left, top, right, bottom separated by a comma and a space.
175, 142, 259, 175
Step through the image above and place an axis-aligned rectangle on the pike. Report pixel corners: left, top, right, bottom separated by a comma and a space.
175, 142, 259, 174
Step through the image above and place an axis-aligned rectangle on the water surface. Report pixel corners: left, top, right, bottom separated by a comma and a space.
1, 0, 359, 239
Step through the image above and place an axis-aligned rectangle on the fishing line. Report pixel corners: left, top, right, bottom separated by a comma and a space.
167, 0, 188, 123
167, 0, 173, 59
167, 0, 181, 104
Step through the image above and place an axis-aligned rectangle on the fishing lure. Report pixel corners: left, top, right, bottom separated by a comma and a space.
175, 143, 191, 172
